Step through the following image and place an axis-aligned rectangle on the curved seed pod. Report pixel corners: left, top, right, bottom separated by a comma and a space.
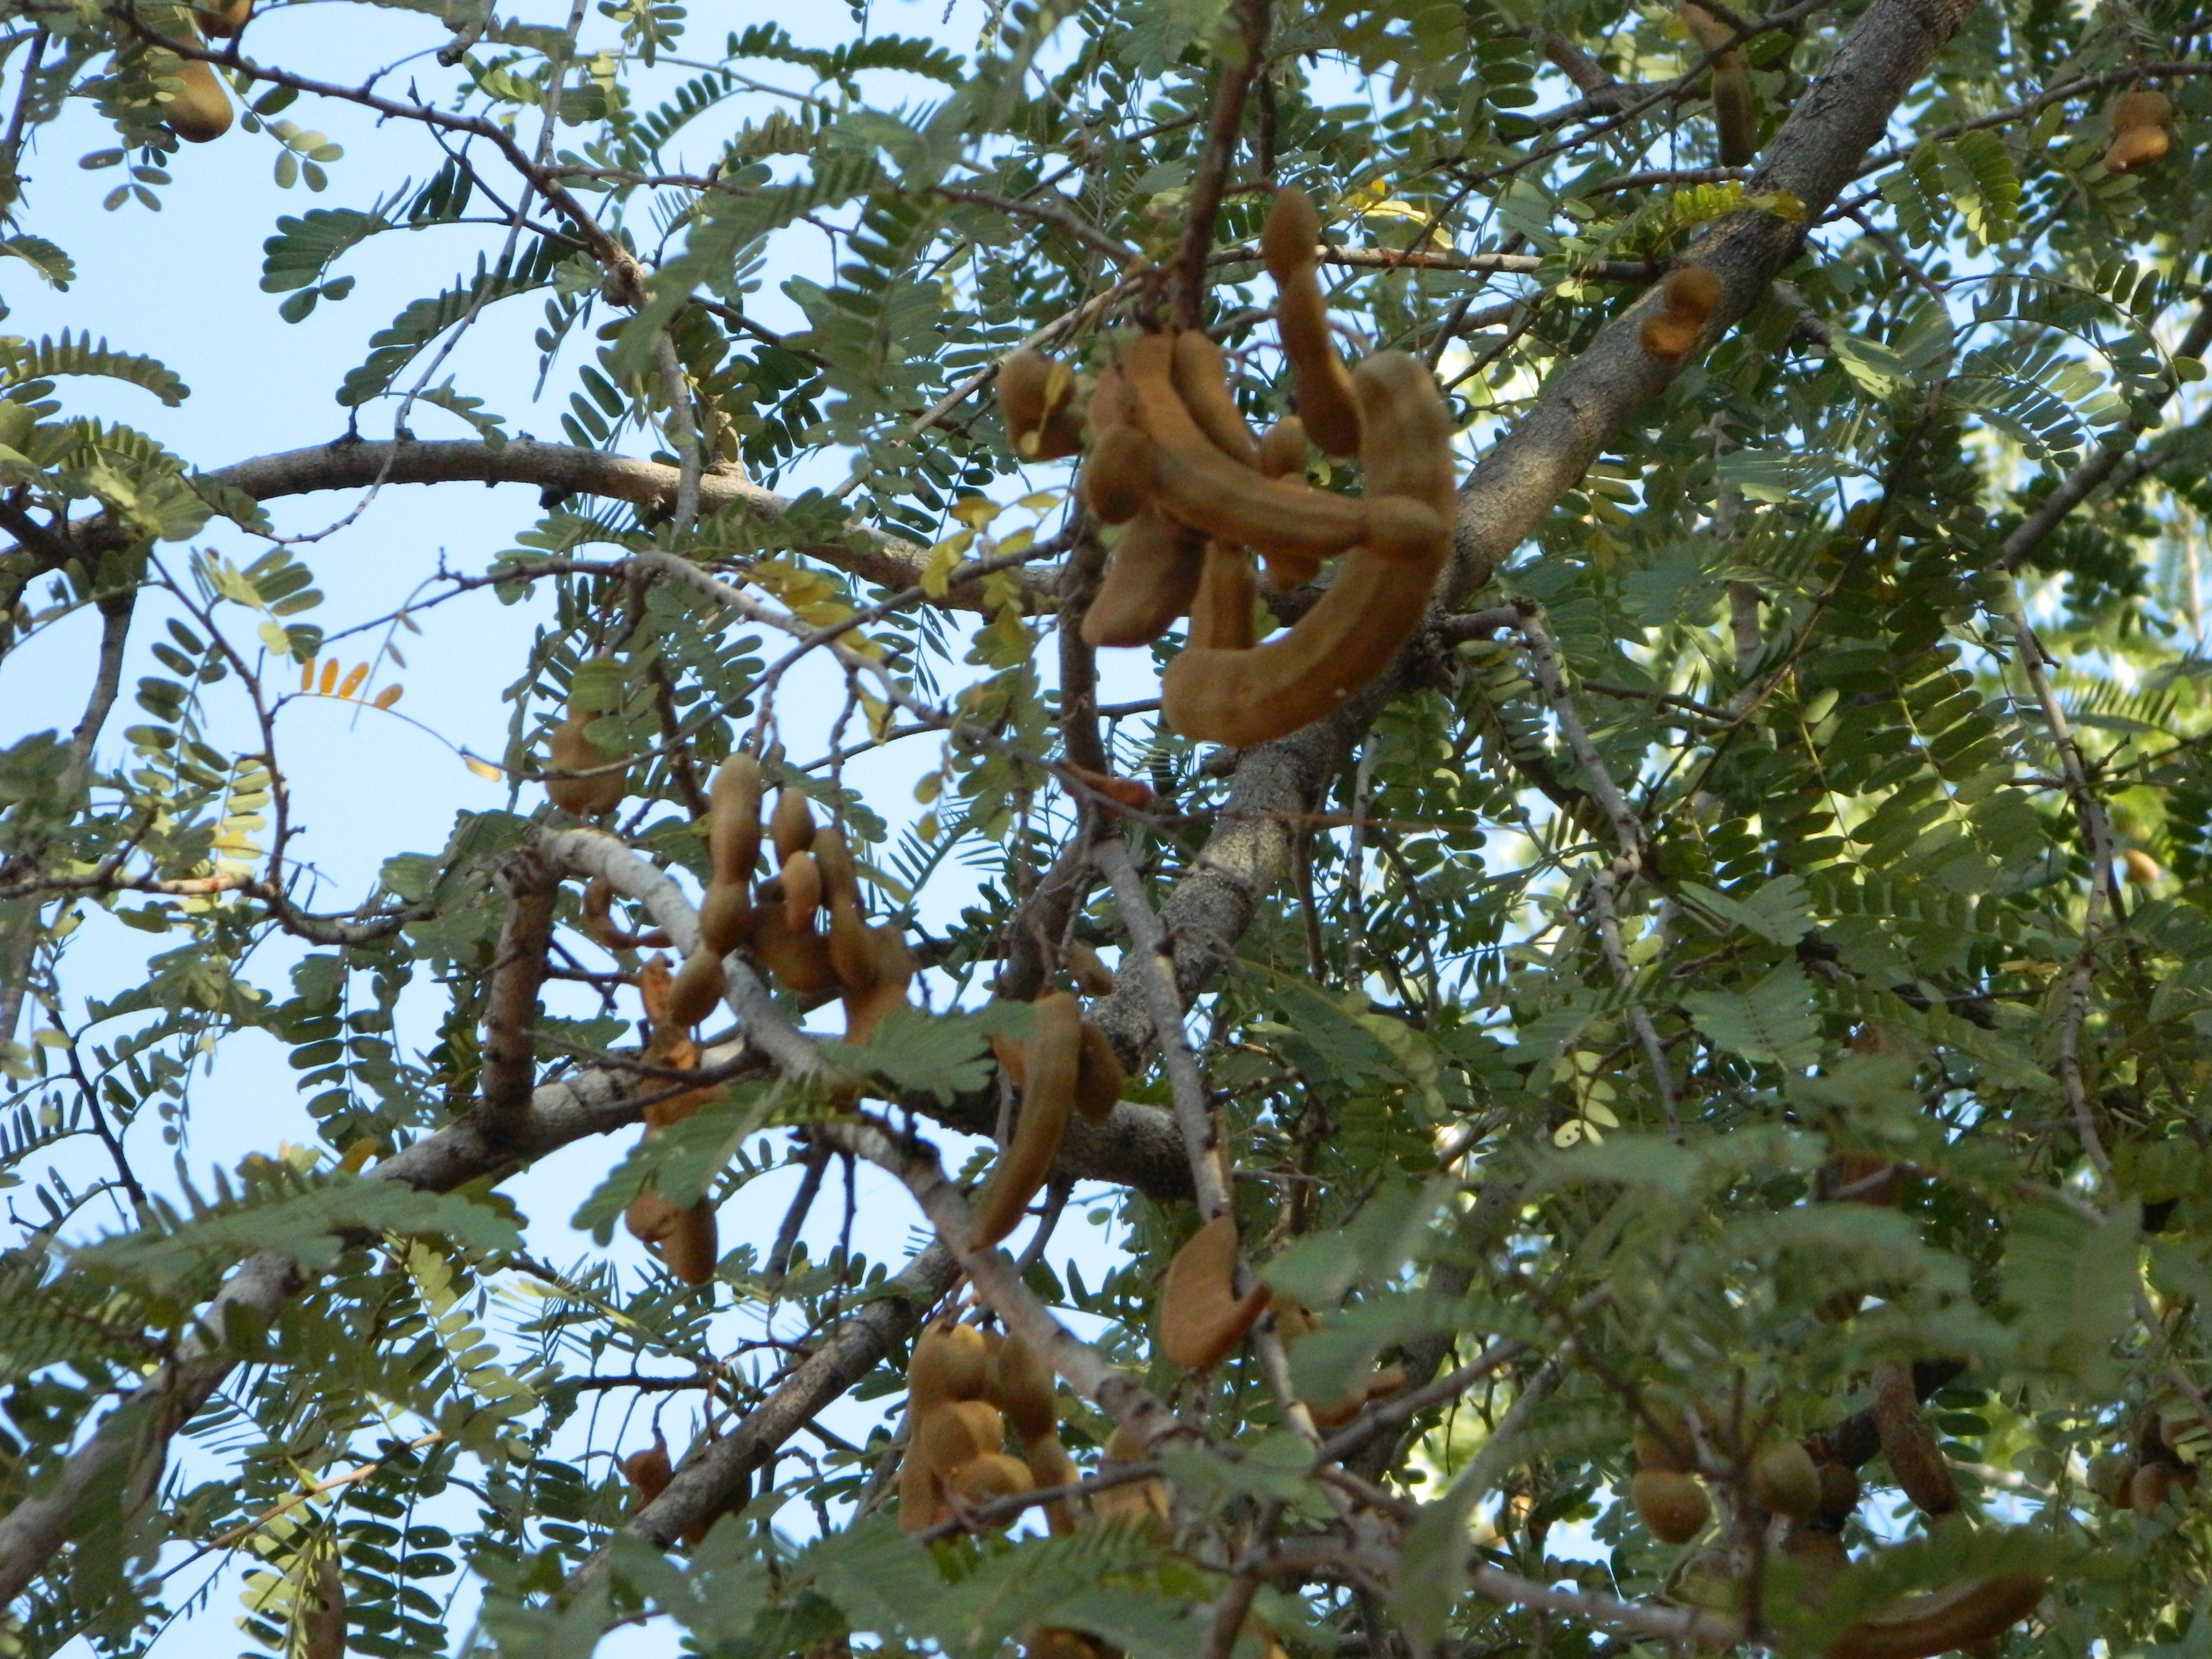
1159, 1214, 1271, 1370
666, 949, 726, 1029
1630, 1469, 1711, 1543
909, 1321, 992, 1409
1257, 416, 1309, 480
1080, 425, 1158, 525
1754, 1441, 1822, 1520
1064, 763, 1157, 812
1094, 1423, 1169, 1524
749, 902, 840, 995
306, 1554, 346, 1659
1825, 1575, 2048, 1659
1170, 330, 1260, 465
2129, 1459, 2193, 1517
771, 789, 816, 864
1023, 1432, 1082, 1535
198, 0, 252, 35
842, 925, 913, 1042
1121, 333, 1371, 562
950, 1451, 1036, 1509
986, 1328, 1058, 1443
1188, 543, 1259, 652
709, 755, 764, 887
1639, 266, 1724, 363
970, 993, 1082, 1248
827, 894, 877, 994
698, 879, 755, 957
2105, 89, 2175, 173
1260, 188, 1364, 457
165, 56, 234, 143
1081, 507, 1207, 648
998, 348, 1086, 461
812, 824, 859, 902
1308, 1360, 1406, 1426
546, 711, 627, 816
992, 1031, 1029, 1092
658, 1201, 719, 1285
781, 849, 823, 931
1073, 1022, 1124, 1125
1159, 352, 1451, 749
1872, 1362, 1958, 1516
623, 1436, 673, 1508
1065, 941, 1116, 996
918, 1398, 1007, 1473
625, 1188, 682, 1245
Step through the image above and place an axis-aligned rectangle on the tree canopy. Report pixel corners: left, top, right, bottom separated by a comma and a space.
5, 1, 2212, 1658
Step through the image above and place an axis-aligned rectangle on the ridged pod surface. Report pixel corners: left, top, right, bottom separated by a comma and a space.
1158, 1214, 1271, 1370
1260, 189, 1363, 457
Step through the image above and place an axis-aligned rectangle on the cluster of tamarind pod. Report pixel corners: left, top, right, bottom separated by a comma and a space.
998, 186, 1458, 751
896, 1321, 1088, 1534
2086, 1403, 2201, 1519
2104, 87, 2177, 175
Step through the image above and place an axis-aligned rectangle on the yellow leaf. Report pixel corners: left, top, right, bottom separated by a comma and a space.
995, 526, 1035, 558
949, 496, 1001, 529
1015, 491, 1062, 513
373, 684, 403, 710
463, 756, 502, 780
318, 659, 338, 695
337, 663, 369, 700
922, 528, 974, 599
339, 1137, 382, 1173
300, 657, 316, 692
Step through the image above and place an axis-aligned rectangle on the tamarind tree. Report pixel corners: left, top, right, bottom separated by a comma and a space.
7, 0, 2212, 1656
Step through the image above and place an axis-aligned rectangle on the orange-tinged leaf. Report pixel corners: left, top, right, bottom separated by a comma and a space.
301, 658, 316, 691
337, 663, 369, 700
318, 660, 338, 694
463, 756, 502, 780
372, 684, 403, 710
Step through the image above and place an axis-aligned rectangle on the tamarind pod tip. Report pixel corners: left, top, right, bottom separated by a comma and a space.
1080, 425, 1158, 525
1159, 1215, 1271, 1370
908, 1321, 991, 1408
665, 949, 726, 1029
660, 1201, 719, 1285
697, 879, 756, 958
1170, 329, 1261, 466
1257, 416, 1310, 479
1073, 1021, 1124, 1123
1081, 509, 1206, 648
781, 848, 824, 932
1260, 186, 1322, 279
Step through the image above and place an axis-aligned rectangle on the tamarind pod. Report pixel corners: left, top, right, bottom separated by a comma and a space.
986, 1328, 1058, 1443
708, 755, 763, 887
909, 1321, 991, 1409
1073, 1022, 1123, 1124
898, 1443, 947, 1534
583, 877, 673, 949
625, 1188, 682, 1245
198, 0, 252, 35
546, 712, 627, 816
1257, 416, 1309, 480
1306, 1363, 1396, 1430
1158, 1214, 1271, 1370
1753, 1441, 1822, 1520
165, 56, 233, 143
1639, 266, 1725, 363
950, 1451, 1036, 1509
1630, 1469, 1711, 1543
1081, 507, 1207, 648
1064, 763, 1156, 812
992, 1031, 1029, 1092
639, 953, 676, 1030
771, 788, 816, 865
1080, 425, 1158, 525
1820, 1154, 1900, 1205
1270, 1292, 1322, 1347
1121, 334, 1371, 563
811, 824, 860, 904
969, 992, 1082, 1249
841, 924, 913, 1042
1087, 359, 1137, 436
1871, 1362, 1957, 1516
917, 1399, 1008, 1473
1824, 1576, 2048, 1659
2116, 88, 2175, 128
2106, 122, 2172, 173
698, 879, 755, 958
781, 849, 823, 932
1094, 1423, 1170, 1524
1023, 1432, 1083, 1535
998, 348, 1087, 461
1260, 188, 1364, 457
658, 1201, 719, 1285
1159, 354, 1451, 749
1066, 941, 1116, 996
622, 1437, 673, 1508
2129, 1459, 2194, 1516
749, 902, 841, 995
1188, 543, 1260, 651
1633, 1401, 1695, 1474
1169, 330, 1260, 465
1812, 1459, 1861, 1525
1708, 51, 1756, 165
827, 892, 877, 995
666, 949, 726, 1029
2085, 1451, 2134, 1507
306, 1554, 346, 1659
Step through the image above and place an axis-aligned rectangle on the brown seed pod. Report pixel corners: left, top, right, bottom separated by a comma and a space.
1813, 1459, 1861, 1525
582, 876, 673, 951
1307, 1361, 1408, 1429
1022, 1431, 1083, 1535
1676, 0, 1755, 165
1093, 1423, 1170, 1524
986, 1328, 1059, 1443
1158, 351, 1452, 750
697, 879, 753, 957
1188, 543, 1260, 652
709, 755, 764, 886
909, 1321, 991, 1410
665, 949, 726, 1029
1065, 941, 1116, 996
749, 901, 840, 995
2105, 89, 2176, 173
1824, 1575, 2048, 1659
917, 1398, 1008, 1473
781, 849, 823, 932
1639, 266, 1725, 363
1064, 762, 1156, 812
1073, 1022, 1124, 1125
1753, 1441, 1822, 1520
1633, 1401, 1695, 1474
657, 1201, 719, 1285
992, 1031, 1029, 1093
1872, 1362, 1958, 1517
1169, 329, 1260, 465
1630, 1468, 1712, 1543
2129, 1459, 2190, 1518
898, 1442, 944, 1533
1819, 1154, 1901, 1206
198, 0, 252, 35
950, 1450, 1036, 1509
2123, 847, 2161, 885
1081, 424, 1159, 526
306, 1553, 346, 1659
1257, 416, 1310, 480
827, 895, 876, 995
622, 1436, 674, 1508
1080, 506, 1207, 648
2085, 1451, 2135, 1507
1026, 1629, 1112, 1659
970, 992, 1082, 1248
1158, 1214, 1271, 1370
164, 55, 234, 144
1260, 187, 1365, 457
841, 924, 913, 1043
770, 788, 816, 865
546, 711, 627, 816
625, 1188, 680, 1245
1120, 333, 1372, 563
998, 348, 1086, 461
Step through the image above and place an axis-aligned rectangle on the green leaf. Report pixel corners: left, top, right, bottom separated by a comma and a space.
1683, 965, 1821, 1068
2001, 1196, 2139, 1389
